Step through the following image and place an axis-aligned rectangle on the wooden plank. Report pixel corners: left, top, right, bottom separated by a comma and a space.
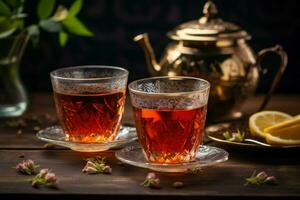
0, 149, 299, 199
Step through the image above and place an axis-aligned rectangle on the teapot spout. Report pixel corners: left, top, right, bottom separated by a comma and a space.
133, 33, 161, 75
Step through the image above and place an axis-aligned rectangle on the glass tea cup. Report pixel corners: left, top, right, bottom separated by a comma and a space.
50, 66, 128, 143
129, 76, 210, 164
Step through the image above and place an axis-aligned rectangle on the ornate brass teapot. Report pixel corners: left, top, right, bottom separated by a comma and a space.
134, 0, 287, 121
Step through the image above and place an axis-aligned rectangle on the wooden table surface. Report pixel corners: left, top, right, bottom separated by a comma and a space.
0, 93, 300, 200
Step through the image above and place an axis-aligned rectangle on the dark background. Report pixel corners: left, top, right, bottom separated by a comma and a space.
22, 0, 300, 93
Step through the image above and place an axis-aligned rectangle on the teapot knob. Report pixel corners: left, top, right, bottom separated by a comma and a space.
199, 0, 218, 24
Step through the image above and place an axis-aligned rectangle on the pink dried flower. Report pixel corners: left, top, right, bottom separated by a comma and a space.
103, 165, 112, 174
39, 168, 50, 177
82, 156, 112, 174
15, 159, 39, 175
83, 161, 97, 169
264, 176, 278, 185
82, 160, 98, 174
146, 172, 156, 180
31, 169, 58, 188
142, 172, 160, 189
45, 172, 58, 183
256, 171, 268, 180
16, 163, 25, 170
82, 166, 98, 174
245, 170, 278, 186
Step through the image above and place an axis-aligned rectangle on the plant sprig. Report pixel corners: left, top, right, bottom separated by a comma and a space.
15, 159, 39, 175
82, 156, 112, 174
223, 129, 245, 142
31, 169, 58, 188
0, 0, 93, 47
142, 172, 160, 189
245, 170, 278, 186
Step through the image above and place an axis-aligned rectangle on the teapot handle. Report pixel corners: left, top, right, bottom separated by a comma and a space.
256, 45, 288, 111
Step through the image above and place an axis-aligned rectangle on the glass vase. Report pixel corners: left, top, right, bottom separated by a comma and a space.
0, 32, 29, 117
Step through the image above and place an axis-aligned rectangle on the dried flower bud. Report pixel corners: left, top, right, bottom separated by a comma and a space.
27, 159, 34, 165
16, 163, 25, 170
256, 171, 268, 180
146, 172, 156, 180
85, 161, 97, 168
39, 168, 50, 177
264, 176, 278, 185
82, 166, 98, 174
82, 161, 97, 173
103, 165, 112, 174
45, 172, 58, 183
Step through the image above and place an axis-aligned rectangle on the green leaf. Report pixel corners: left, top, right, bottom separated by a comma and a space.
37, 0, 56, 19
27, 25, 40, 46
0, 0, 11, 16
39, 19, 62, 32
16, 0, 25, 14
68, 0, 83, 17
59, 31, 68, 47
62, 16, 93, 37
0, 18, 21, 38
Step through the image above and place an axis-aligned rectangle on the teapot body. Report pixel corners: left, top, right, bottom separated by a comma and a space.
134, 1, 288, 121
155, 41, 259, 120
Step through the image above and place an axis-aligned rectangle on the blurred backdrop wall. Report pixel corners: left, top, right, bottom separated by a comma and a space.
22, 0, 300, 93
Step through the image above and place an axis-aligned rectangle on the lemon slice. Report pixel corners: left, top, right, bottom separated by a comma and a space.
249, 111, 292, 139
264, 116, 300, 145
264, 115, 300, 132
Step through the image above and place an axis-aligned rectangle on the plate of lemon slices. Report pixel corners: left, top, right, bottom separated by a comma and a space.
206, 111, 300, 149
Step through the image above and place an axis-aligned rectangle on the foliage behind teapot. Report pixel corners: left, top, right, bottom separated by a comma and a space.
134, 0, 287, 121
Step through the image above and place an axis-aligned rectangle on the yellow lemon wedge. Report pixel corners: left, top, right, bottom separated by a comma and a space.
264, 115, 300, 145
249, 111, 292, 139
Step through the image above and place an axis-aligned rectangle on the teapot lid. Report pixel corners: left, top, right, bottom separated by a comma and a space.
167, 0, 251, 42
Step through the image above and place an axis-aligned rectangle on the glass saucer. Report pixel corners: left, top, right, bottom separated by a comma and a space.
36, 125, 137, 152
115, 143, 229, 172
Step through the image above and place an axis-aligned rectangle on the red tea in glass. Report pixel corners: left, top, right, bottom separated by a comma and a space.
133, 106, 207, 163
129, 76, 210, 163
50, 66, 128, 143
54, 91, 125, 143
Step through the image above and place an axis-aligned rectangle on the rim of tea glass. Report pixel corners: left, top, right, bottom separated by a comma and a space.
128, 76, 210, 96
50, 65, 129, 81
